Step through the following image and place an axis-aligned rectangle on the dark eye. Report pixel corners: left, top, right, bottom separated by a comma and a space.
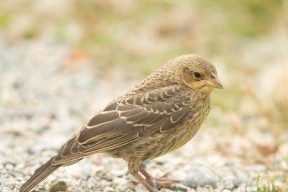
193, 72, 202, 79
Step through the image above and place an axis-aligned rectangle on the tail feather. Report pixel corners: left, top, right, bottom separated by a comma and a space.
20, 157, 60, 192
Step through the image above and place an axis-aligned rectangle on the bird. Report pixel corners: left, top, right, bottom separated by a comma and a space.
20, 54, 223, 192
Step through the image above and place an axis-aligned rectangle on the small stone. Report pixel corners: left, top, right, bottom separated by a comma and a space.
159, 189, 174, 192
196, 186, 210, 192
4, 162, 15, 171
185, 165, 218, 188
110, 168, 127, 177
49, 181, 67, 192
115, 184, 130, 192
135, 183, 148, 192
233, 173, 248, 188
245, 165, 266, 173
103, 186, 114, 192
169, 184, 190, 192
100, 179, 110, 188
223, 177, 234, 190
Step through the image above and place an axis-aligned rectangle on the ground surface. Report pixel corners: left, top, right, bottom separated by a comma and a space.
0, 42, 287, 192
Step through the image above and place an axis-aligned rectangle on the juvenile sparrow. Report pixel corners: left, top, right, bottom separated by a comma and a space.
20, 54, 223, 192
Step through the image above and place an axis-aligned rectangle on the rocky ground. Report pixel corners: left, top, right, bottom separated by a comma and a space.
0, 42, 287, 192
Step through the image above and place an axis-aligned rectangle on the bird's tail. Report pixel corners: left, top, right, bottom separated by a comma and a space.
20, 157, 60, 192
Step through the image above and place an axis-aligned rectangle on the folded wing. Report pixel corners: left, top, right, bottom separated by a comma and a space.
52, 84, 191, 165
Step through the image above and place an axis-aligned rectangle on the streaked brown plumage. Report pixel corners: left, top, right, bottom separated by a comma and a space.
20, 54, 223, 192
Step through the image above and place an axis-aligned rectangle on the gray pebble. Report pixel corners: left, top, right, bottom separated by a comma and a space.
110, 168, 127, 177
223, 177, 235, 190
233, 173, 248, 188
103, 186, 114, 192
168, 184, 190, 192
196, 186, 210, 192
49, 181, 67, 192
185, 165, 218, 188
135, 184, 148, 192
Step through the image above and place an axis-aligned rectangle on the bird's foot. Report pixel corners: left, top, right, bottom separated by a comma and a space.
139, 166, 182, 188
154, 177, 182, 188
129, 171, 158, 192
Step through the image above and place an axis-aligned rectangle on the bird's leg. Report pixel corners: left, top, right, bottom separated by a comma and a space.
128, 161, 158, 192
139, 166, 155, 186
140, 165, 182, 188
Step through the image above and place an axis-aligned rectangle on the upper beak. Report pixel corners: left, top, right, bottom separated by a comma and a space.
207, 73, 223, 89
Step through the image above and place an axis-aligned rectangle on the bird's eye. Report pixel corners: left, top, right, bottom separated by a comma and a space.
193, 72, 202, 79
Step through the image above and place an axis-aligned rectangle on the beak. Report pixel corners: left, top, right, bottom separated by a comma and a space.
206, 73, 223, 89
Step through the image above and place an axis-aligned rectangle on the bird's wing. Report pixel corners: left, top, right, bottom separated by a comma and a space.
52, 84, 191, 165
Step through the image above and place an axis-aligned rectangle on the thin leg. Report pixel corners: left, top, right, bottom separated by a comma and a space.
129, 171, 158, 192
140, 165, 182, 187
139, 166, 155, 186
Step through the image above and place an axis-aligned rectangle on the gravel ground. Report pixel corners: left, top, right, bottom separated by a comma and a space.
0, 42, 287, 192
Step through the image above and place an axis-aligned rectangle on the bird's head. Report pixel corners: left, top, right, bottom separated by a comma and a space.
175, 55, 223, 93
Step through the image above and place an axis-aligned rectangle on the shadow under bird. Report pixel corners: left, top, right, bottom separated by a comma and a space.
20, 54, 223, 192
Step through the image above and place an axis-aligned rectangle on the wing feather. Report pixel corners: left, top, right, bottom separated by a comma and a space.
87, 111, 119, 128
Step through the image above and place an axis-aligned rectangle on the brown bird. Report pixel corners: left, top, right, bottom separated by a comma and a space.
20, 54, 223, 192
